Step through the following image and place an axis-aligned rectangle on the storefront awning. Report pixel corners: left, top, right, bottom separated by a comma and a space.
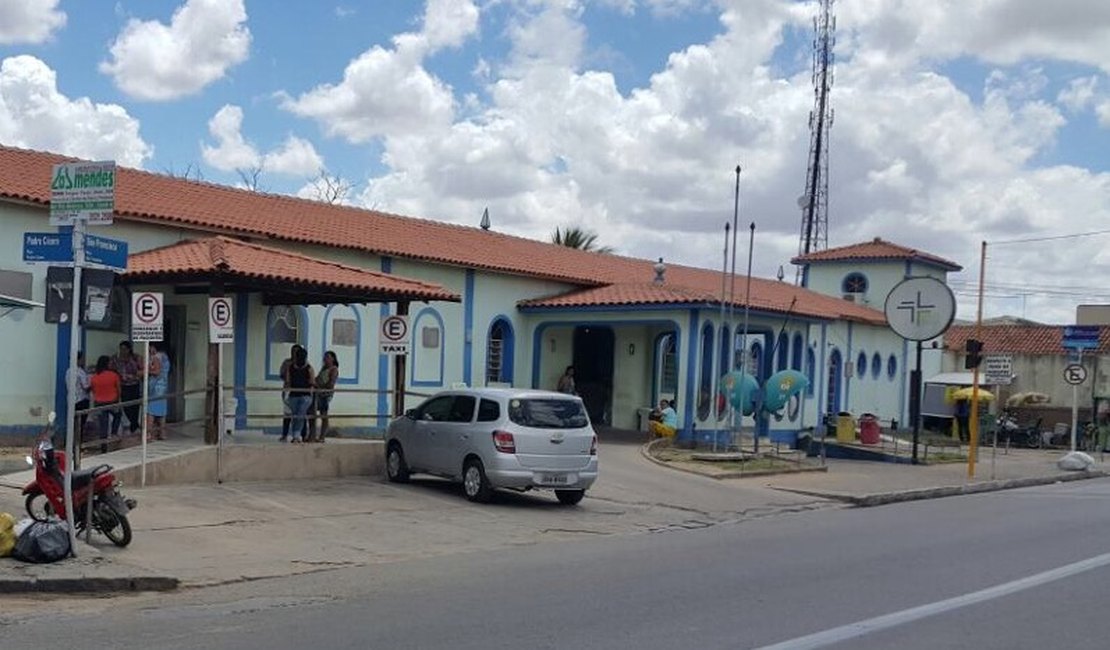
122, 236, 460, 305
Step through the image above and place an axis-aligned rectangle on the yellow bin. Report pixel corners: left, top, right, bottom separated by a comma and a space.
836, 413, 856, 443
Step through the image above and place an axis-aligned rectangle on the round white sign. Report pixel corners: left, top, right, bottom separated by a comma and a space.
884, 277, 957, 341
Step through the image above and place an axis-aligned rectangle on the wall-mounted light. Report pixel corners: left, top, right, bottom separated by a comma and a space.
628, 343, 635, 356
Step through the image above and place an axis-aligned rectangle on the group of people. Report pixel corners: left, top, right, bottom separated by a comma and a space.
648, 399, 678, 438
68, 340, 171, 448
279, 344, 339, 443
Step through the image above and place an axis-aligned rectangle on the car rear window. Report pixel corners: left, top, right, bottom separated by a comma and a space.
508, 398, 589, 429
477, 399, 500, 422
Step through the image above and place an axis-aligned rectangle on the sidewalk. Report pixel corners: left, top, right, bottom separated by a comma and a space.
1, 443, 1106, 595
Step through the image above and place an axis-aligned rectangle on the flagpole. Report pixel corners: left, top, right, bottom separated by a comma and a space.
742, 222, 756, 453
714, 223, 730, 452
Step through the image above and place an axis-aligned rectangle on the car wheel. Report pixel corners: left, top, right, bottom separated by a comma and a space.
386, 443, 410, 483
462, 458, 492, 503
555, 489, 585, 506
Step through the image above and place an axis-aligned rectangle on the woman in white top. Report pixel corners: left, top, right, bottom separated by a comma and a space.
66, 350, 91, 436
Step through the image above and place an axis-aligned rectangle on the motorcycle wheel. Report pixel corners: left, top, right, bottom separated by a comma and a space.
95, 501, 132, 547
25, 491, 53, 522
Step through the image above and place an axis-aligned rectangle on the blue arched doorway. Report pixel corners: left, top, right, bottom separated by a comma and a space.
827, 349, 842, 415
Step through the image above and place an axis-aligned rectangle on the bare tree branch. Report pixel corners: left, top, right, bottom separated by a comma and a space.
236, 165, 265, 192
310, 169, 353, 204
162, 162, 204, 181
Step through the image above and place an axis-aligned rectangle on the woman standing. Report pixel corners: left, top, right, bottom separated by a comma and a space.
556, 366, 576, 395
307, 351, 339, 443
146, 342, 171, 441
89, 355, 121, 453
111, 340, 144, 437
283, 347, 315, 443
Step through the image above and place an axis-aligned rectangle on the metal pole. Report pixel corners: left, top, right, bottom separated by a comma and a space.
141, 340, 149, 487
727, 166, 741, 442
713, 223, 729, 452
742, 222, 755, 453
1071, 348, 1082, 452
217, 341, 224, 484
968, 241, 986, 479
911, 342, 922, 464
64, 219, 83, 557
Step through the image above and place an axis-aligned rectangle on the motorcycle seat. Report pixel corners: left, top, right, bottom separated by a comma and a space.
72, 465, 111, 490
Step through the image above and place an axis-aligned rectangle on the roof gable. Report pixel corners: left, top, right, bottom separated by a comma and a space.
792, 237, 962, 271
944, 325, 1110, 356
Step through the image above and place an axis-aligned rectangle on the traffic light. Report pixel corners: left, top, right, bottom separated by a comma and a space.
965, 338, 983, 369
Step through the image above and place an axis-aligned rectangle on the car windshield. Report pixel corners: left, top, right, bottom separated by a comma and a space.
507, 398, 589, 429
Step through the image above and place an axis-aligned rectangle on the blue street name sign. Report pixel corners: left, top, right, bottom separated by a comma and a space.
1063, 325, 1101, 350
84, 233, 129, 271
22, 231, 73, 264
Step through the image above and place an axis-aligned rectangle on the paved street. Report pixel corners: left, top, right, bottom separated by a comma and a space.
4, 466, 1110, 648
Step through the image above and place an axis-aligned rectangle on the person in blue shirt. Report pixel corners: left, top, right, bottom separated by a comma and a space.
649, 399, 678, 438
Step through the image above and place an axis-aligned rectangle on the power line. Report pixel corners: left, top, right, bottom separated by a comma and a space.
990, 228, 1110, 246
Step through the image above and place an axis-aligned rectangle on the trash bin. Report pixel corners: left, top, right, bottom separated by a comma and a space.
836, 412, 855, 443
859, 413, 880, 445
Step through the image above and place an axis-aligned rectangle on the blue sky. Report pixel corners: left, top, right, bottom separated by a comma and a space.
0, 0, 1108, 323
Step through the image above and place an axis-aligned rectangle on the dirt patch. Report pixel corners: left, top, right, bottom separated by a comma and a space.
646, 441, 827, 479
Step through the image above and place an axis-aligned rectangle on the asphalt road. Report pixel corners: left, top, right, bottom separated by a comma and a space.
5, 477, 1110, 649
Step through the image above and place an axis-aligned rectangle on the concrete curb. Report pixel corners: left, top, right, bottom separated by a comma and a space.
641, 439, 828, 480
0, 575, 180, 594
772, 469, 1109, 507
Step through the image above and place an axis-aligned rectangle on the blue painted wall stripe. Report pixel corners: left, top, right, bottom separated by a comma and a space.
818, 322, 828, 418
376, 257, 392, 430
845, 322, 854, 408
680, 309, 698, 442
463, 269, 475, 387
234, 292, 248, 427
54, 322, 70, 422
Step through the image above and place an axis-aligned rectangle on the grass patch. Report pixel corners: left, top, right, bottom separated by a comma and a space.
653, 445, 810, 473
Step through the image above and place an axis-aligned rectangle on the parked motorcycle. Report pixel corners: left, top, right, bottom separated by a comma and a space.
994, 411, 1042, 449
21, 412, 136, 547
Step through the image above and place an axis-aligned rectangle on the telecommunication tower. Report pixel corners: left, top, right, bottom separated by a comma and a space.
796, 0, 836, 282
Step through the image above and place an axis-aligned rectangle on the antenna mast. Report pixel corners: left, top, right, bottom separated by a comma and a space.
796, 0, 835, 283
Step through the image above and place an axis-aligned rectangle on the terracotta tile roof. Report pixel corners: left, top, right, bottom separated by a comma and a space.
1, 144, 882, 323
125, 236, 459, 303
520, 277, 887, 324
792, 237, 962, 271
944, 325, 1110, 356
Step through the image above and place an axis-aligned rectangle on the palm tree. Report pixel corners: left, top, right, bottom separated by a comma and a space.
551, 226, 614, 253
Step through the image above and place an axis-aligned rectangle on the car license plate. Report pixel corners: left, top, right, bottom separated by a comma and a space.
538, 473, 569, 485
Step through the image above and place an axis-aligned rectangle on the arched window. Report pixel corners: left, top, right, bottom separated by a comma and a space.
791, 333, 803, 371
266, 306, 307, 379
412, 307, 445, 387
856, 351, 868, 380
322, 305, 360, 384
697, 323, 714, 420
887, 354, 898, 380
842, 272, 868, 295
718, 326, 730, 421
776, 332, 789, 371
655, 332, 678, 401
750, 341, 763, 381
805, 347, 816, 396
485, 317, 515, 385
827, 349, 842, 414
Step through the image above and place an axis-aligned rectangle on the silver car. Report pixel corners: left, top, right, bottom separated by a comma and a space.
385, 388, 599, 504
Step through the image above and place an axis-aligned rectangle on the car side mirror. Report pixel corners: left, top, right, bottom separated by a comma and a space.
404, 409, 417, 420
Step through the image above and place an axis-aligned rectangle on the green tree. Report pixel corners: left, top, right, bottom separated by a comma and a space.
551, 226, 614, 253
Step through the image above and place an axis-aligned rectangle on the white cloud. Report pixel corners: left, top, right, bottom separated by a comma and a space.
100, 0, 251, 101
0, 56, 151, 166
1057, 76, 1099, 111
280, 0, 479, 142
422, 0, 480, 51
201, 104, 324, 176
201, 104, 259, 170
0, 0, 66, 44
350, 0, 1110, 324
263, 136, 324, 176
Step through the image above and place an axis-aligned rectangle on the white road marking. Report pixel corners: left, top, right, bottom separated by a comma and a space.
755, 551, 1110, 650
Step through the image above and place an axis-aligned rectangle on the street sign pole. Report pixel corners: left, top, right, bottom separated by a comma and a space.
1072, 348, 1082, 452
141, 340, 149, 487
63, 218, 84, 557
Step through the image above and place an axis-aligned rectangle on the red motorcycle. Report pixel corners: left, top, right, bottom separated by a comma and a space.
22, 413, 136, 547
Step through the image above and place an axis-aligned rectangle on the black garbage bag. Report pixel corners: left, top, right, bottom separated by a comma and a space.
12, 520, 71, 563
